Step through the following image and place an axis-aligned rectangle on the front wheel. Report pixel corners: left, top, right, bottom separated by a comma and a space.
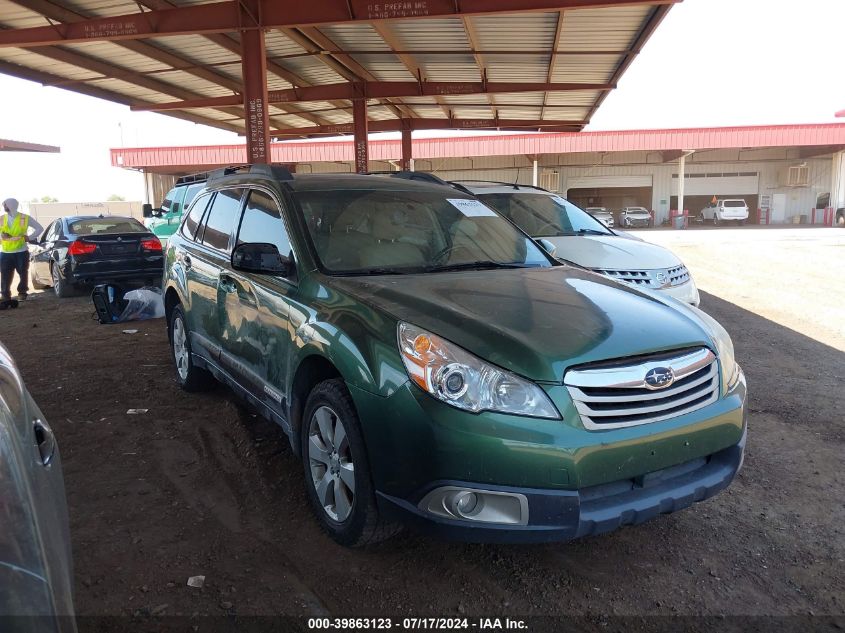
301, 379, 399, 547
168, 304, 214, 392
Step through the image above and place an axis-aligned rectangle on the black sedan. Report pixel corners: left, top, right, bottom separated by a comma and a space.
30, 216, 164, 298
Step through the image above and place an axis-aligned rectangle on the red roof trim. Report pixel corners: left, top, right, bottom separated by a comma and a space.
111, 123, 845, 169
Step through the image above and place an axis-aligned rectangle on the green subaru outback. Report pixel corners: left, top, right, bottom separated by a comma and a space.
163, 165, 747, 546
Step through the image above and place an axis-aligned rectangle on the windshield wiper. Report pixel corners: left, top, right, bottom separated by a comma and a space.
425, 260, 532, 273
572, 228, 608, 236
335, 267, 412, 276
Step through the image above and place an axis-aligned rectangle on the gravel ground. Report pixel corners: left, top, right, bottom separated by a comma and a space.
2, 227, 843, 632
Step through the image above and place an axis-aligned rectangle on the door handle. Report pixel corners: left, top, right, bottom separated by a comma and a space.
183, 255, 192, 269
219, 274, 236, 294
33, 418, 56, 466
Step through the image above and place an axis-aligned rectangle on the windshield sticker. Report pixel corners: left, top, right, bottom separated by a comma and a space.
447, 198, 498, 217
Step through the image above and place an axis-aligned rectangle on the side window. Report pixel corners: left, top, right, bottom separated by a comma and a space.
200, 188, 244, 252
237, 190, 292, 261
182, 192, 212, 240
183, 183, 205, 209
161, 187, 178, 213
43, 221, 59, 242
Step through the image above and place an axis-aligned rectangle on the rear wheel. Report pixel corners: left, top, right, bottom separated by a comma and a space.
301, 379, 399, 547
51, 263, 75, 298
168, 304, 214, 392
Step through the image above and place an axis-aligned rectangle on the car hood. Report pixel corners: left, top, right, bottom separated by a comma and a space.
543, 234, 681, 270
325, 266, 713, 383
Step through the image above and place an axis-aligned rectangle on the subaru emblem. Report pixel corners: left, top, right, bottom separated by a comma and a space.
644, 367, 674, 389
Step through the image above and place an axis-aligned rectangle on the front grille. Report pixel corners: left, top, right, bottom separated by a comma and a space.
594, 264, 690, 289
565, 347, 719, 430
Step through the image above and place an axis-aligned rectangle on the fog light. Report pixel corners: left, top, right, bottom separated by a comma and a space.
452, 491, 479, 516
418, 486, 529, 525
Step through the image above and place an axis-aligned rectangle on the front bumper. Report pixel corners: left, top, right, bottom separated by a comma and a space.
378, 425, 745, 543
353, 367, 747, 544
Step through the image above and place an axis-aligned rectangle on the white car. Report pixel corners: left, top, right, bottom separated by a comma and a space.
699, 199, 749, 225
454, 182, 700, 306
619, 206, 653, 228
585, 206, 615, 228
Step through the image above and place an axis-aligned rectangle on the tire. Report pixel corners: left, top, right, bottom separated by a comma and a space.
51, 263, 75, 298
31, 271, 49, 290
168, 303, 214, 392
301, 378, 399, 547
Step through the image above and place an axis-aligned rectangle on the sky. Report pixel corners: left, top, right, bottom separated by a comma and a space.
0, 0, 843, 204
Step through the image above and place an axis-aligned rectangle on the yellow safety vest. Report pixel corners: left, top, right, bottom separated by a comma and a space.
1, 213, 29, 253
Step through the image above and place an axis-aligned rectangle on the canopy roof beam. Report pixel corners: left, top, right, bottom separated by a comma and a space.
132, 81, 613, 111
0, 0, 678, 49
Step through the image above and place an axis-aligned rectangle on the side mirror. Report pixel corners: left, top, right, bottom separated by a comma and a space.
142, 203, 154, 218
231, 242, 292, 276
537, 238, 557, 258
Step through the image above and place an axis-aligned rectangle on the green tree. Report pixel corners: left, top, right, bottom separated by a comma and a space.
40, 196, 58, 203
107, 194, 125, 202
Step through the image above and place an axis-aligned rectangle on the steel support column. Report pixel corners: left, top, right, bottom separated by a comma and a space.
241, 7, 269, 165
353, 98, 368, 173
400, 121, 412, 171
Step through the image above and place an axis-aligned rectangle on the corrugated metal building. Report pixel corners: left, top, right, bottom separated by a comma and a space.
111, 123, 845, 225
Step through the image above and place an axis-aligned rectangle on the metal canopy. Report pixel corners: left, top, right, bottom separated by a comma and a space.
0, 137, 60, 152
0, 0, 676, 167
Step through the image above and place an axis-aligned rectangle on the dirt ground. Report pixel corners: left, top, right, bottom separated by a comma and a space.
2, 229, 843, 631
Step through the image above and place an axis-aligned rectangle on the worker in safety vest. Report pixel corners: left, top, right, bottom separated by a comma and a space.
1, 198, 43, 307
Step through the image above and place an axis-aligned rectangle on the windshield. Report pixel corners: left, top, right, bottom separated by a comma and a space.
477, 193, 612, 238
69, 218, 147, 235
296, 189, 552, 274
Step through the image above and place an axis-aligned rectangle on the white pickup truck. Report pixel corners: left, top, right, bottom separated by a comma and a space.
699, 199, 749, 225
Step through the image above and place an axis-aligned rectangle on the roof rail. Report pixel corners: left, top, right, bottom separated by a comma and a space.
207, 164, 294, 184
448, 179, 551, 193
365, 170, 450, 186
175, 171, 210, 186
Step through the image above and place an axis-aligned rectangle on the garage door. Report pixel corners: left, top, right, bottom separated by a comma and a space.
568, 175, 653, 189
671, 173, 758, 196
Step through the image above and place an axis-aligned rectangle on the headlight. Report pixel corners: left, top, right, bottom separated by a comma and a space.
397, 322, 560, 419
688, 307, 740, 393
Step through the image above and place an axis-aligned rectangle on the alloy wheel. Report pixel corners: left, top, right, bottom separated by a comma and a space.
307, 405, 355, 522
51, 266, 61, 296
172, 316, 189, 381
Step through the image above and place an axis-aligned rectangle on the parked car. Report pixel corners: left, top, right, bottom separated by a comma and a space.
142, 173, 207, 242
29, 216, 164, 298
584, 206, 614, 228
699, 199, 749, 225
453, 182, 700, 306
618, 206, 653, 228
0, 342, 75, 630
164, 165, 746, 546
